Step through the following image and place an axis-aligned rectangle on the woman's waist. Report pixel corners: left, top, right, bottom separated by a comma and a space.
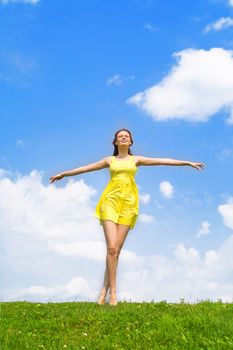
106, 177, 138, 193
110, 174, 136, 183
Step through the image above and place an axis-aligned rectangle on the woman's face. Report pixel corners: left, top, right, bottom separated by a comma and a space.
115, 131, 131, 147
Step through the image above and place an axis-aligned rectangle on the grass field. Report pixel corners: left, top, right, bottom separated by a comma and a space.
1, 300, 233, 349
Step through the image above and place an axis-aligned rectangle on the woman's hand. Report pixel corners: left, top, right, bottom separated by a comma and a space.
49, 173, 64, 184
188, 162, 205, 170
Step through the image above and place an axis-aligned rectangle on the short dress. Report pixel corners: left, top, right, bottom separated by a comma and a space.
95, 155, 139, 229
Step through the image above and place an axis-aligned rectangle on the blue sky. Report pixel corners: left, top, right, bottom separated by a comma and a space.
1, 0, 233, 303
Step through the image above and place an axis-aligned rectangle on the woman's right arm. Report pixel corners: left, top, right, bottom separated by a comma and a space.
49, 157, 110, 183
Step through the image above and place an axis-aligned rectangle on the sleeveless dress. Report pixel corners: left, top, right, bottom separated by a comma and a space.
95, 155, 139, 229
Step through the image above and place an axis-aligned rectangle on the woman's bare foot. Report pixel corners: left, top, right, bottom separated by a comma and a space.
97, 288, 107, 305
109, 290, 117, 306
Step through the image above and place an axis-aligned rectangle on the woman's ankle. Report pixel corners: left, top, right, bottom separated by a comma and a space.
109, 292, 117, 306
100, 287, 107, 295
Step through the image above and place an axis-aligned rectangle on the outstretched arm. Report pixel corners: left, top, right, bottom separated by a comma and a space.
49, 157, 109, 184
137, 156, 204, 170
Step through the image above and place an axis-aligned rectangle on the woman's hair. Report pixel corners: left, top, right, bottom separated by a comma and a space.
112, 128, 134, 156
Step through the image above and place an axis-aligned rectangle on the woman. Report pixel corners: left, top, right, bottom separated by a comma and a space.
49, 128, 204, 306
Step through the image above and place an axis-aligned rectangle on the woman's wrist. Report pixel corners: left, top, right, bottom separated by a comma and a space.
186, 161, 192, 166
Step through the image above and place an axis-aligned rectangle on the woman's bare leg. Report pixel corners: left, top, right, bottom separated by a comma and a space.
98, 221, 130, 305
97, 220, 118, 304
109, 223, 131, 305
97, 266, 109, 305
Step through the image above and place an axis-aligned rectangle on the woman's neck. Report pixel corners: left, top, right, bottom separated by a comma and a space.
117, 150, 129, 158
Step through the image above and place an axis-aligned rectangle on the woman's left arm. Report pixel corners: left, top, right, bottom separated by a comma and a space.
137, 156, 205, 170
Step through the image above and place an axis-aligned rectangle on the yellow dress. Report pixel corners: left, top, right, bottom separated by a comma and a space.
95, 155, 139, 229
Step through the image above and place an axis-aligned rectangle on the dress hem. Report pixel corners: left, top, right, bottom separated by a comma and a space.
95, 213, 137, 230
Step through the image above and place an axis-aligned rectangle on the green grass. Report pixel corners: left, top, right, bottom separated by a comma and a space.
1, 300, 233, 349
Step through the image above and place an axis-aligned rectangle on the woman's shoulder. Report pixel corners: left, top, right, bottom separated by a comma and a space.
132, 155, 141, 160
102, 156, 114, 167
132, 155, 143, 166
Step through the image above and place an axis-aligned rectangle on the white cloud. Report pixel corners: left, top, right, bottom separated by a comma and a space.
204, 17, 233, 32
159, 181, 174, 198
143, 22, 158, 32
10, 236, 233, 303
138, 213, 155, 223
121, 237, 233, 302
139, 193, 151, 204
196, 221, 211, 238
204, 250, 218, 265
106, 74, 134, 86
0, 169, 98, 239
218, 197, 233, 230
16, 139, 27, 148
174, 243, 200, 263
13, 277, 91, 302
50, 241, 106, 262
0, 168, 11, 178
49, 240, 138, 263
0, 0, 39, 4
229, 0, 233, 7
0, 168, 103, 300
107, 74, 122, 86
127, 48, 233, 124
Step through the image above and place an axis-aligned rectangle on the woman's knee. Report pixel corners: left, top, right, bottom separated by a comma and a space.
107, 245, 118, 256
